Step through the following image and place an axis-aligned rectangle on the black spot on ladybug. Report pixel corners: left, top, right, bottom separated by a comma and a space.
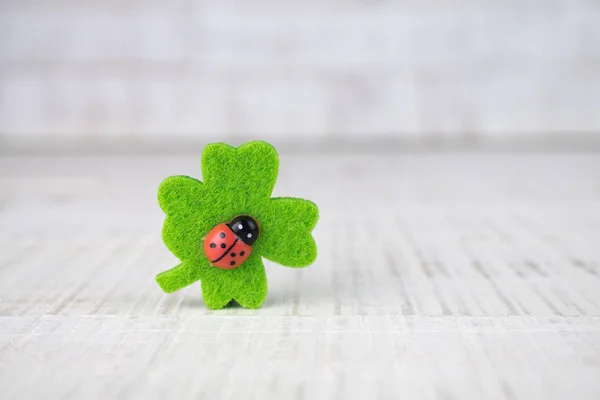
231, 252, 236, 257
220, 243, 226, 249
219, 232, 226, 238
209, 243, 216, 248
240, 251, 245, 256
230, 261, 236, 266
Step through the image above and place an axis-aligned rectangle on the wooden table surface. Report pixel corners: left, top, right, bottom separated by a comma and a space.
0, 152, 599, 399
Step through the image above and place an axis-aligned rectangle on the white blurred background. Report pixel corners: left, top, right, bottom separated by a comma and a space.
1, 0, 599, 152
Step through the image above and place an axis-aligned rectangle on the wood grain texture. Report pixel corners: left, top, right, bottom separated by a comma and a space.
0, 152, 599, 399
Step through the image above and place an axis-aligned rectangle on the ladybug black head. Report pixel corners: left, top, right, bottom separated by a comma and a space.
228, 215, 260, 245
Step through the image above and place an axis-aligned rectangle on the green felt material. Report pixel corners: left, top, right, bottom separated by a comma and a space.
155, 140, 319, 309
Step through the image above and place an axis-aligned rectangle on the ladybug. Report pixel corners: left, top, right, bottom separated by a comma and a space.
203, 215, 260, 270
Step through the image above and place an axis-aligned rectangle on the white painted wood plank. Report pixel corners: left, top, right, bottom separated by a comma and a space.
0, 153, 599, 399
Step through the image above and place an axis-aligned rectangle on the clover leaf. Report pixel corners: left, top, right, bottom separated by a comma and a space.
155, 141, 318, 309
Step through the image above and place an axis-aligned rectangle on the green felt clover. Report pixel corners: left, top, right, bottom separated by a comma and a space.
155, 140, 319, 309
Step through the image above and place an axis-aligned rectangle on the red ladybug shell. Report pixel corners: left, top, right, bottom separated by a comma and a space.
203, 223, 253, 270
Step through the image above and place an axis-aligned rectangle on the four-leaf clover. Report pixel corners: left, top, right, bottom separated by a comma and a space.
155, 141, 319, 309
